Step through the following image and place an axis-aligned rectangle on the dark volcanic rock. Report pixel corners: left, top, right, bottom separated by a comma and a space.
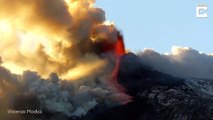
117, 53, 213, 120
79, 53, 213, 120
118, 53, 185, 96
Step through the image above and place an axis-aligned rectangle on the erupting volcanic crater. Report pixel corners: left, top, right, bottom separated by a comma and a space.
0, 0, 213, 120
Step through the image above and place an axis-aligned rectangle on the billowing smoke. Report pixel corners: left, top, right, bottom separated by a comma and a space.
138, 46, 213, 79
0, 0, 131, 119
0, 64, 131, 119
0, 0, 119, 79
3, 0, 212, 119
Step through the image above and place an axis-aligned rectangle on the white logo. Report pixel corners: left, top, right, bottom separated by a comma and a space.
196, 4, 208, 18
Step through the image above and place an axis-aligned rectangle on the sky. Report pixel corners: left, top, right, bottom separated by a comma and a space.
95, 0, 213, 53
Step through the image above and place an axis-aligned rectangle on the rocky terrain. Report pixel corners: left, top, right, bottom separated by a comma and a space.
78, 53, 213, 120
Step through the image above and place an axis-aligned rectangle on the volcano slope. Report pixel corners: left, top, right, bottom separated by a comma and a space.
80, 53, 213, 120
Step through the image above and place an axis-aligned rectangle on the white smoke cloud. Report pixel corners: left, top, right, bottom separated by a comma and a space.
138, 46, 213, 79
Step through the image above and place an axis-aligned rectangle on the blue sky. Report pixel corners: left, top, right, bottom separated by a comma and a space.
95, 0, 213, 53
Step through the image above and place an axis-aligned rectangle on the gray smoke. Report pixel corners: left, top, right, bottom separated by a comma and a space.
0, 64, 130, 120
138, 46, 213, 79
0, 0, 132, 119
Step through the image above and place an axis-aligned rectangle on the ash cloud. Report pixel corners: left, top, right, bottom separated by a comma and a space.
138, 46, 213, 79
0, 64, 129, 119
0, 1, 131, 119
0, 0, 119, 80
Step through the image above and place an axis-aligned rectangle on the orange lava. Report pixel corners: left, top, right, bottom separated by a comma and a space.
114, 33, 125, 56
111, 32, 126, 92
112, 32, 132, 104
98, 31, 132, 104
98, 31, 125, 56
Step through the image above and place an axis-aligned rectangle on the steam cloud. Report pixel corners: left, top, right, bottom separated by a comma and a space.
138, 46, 213, 79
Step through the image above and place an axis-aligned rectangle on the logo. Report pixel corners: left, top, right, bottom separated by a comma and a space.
196, 4, 208, 18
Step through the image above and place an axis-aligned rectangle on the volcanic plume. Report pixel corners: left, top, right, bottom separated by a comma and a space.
0, 0, 130, 119
1, 0, 213, 120
0, 0, 125, 80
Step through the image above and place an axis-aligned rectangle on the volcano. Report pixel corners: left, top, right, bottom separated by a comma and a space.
77, 53, 213, 120
0, 1, 213, 120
